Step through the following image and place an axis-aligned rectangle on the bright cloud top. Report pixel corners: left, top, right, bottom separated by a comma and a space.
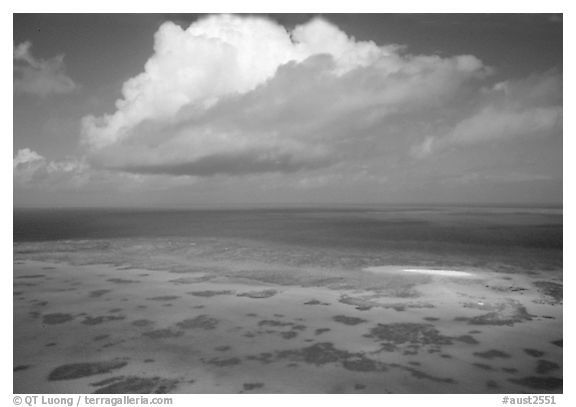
82, 16, 393, 148
14, 41, 77, 97
81, 14, 492, 177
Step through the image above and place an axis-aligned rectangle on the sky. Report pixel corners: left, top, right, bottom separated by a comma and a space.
13, 13, 563, 208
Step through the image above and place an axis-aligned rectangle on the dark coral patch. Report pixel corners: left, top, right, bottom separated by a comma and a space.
93, 335, 110, 341
366, 323, 452, 348
533, 281, 563, 303
237, 289, 277, 299
147, 296, 180, 301
176, 315, 219, 330
132, 319, 154, 327
524, 349, 545, 358
142, 329, 184, 339
536, 360, 560, 375
509, 376, 562, 391
468, 306, 532, 326
277, 342, 351, 366
243, 383, 264, 391
342, 356, 382, 372
270, 342, 389, 375
304, 299, 330, 306
333, 315, 367, 325
92, 376, 178, 394
42, 313, 74, 325
454, 335, 479, 345
48, 360, 127, 381
188, 290, 233, 297
473, 349, 511, 359
107, 278, 140, 284
486, 380, 500, 389
82, 315, 126, 325
258, 320, 293, 328
89, 290, 111, 298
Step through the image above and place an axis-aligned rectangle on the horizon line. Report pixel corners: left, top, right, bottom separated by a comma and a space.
13, 202, 563, 211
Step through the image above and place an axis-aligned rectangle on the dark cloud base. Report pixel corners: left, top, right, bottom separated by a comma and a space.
116, 151, 332, 177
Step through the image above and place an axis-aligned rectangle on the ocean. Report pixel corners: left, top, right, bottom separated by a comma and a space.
13, 206, 564, 393
14, 206, 562, 272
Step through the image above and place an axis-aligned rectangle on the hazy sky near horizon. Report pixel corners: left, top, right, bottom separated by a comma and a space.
13, 14, 563, 207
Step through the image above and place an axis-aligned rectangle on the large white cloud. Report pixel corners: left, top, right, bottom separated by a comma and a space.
13, 41, 77, 97
81, 14, 489, 176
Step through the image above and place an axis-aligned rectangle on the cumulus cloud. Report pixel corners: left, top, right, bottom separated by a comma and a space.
82, 14, 489, 177
13, 147, 43, 167
13, 148, 203, 192
412, 71, 562, 158
449, 106, 560, 144
14, 148, 89, 189
14, 41, 77, 97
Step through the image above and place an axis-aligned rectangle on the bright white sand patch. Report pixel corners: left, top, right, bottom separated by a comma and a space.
402, 268, 474, 277
365, 266, 474, 278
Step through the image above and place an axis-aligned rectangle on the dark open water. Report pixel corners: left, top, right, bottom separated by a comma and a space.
14, 206, 562, 271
